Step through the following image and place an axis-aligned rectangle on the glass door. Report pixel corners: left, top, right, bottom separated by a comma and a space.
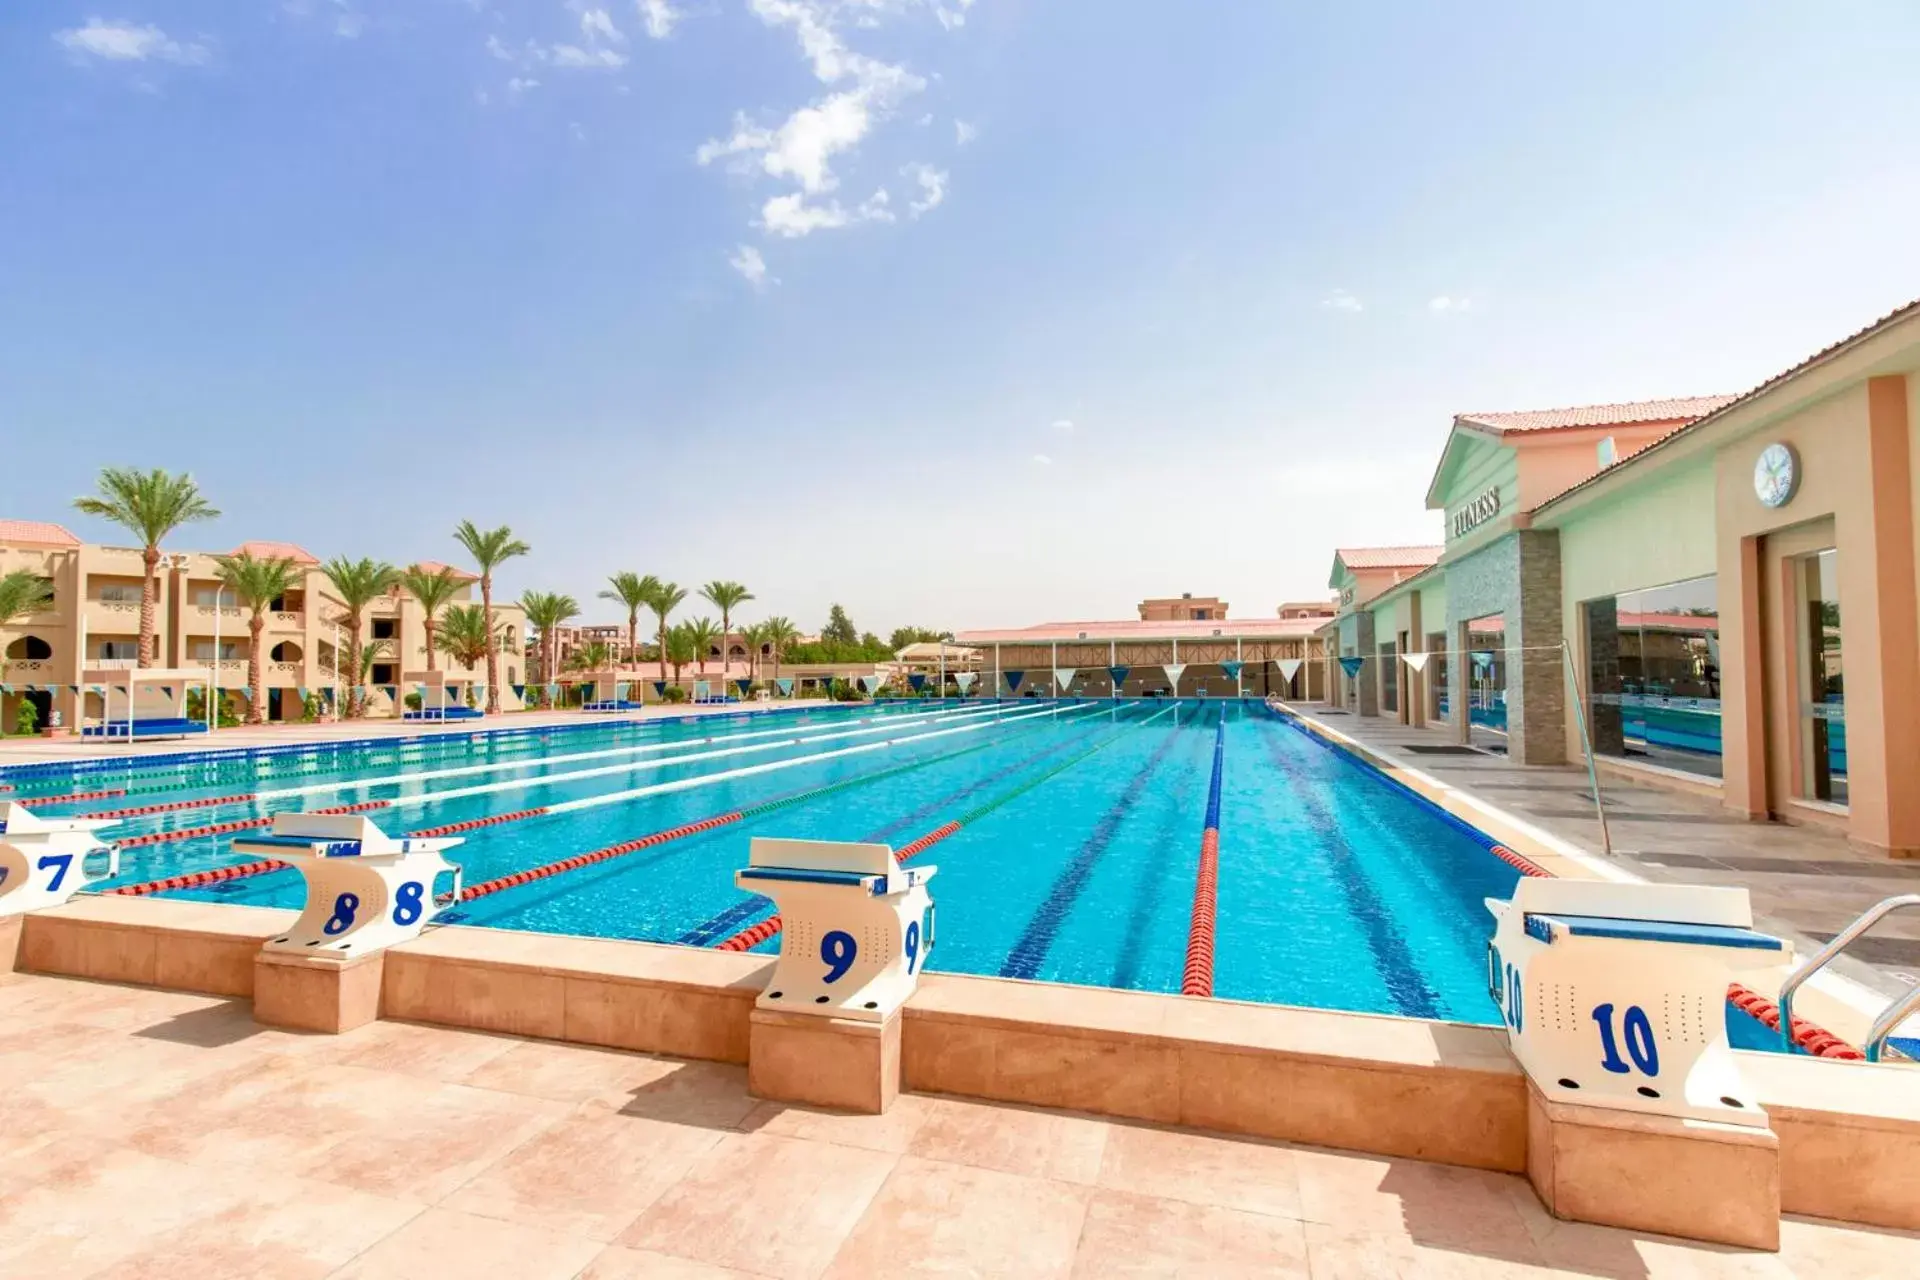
1796, 549, 1846, 805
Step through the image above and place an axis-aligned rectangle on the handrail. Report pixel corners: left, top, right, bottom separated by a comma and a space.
1777, 894, 1920, 1057
1865, 984, 1920, 1064
1560, 639, 1613, 858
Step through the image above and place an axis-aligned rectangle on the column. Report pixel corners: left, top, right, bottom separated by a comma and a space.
1505, 530, 1569, 766
1449, 620, 1472, 745
1354, 612, 1379, 717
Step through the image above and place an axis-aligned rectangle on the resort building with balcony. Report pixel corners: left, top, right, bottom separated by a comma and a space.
0, 525, 526, 732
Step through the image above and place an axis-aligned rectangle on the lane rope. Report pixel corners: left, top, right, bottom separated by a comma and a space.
1180, 709, 1228, 996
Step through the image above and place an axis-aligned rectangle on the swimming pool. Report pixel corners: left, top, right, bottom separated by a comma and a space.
4, 699, 1534, 1024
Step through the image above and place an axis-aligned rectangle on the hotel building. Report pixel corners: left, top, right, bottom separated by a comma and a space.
0, 523, 527, 731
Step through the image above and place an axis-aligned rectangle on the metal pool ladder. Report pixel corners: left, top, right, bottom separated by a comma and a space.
1776, 894, 1920, 1063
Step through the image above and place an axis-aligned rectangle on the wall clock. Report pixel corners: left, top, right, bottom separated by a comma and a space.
1753, 442, 1798, 509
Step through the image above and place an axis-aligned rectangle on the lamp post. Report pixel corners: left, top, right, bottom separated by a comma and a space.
209, 582, 229, 734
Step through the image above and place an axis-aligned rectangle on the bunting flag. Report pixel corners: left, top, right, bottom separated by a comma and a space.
296, 686, 308, 700
1162, 663, 1186, 690
0, 684, 11, 694
1337, 656, 1366, 678
954, 672, 977, 693
907, 673, 927, 692
160, 685, 174, 697
1400, 651, 1432, 674
1705, 633, 1721, 666
1053, 667, 1077, 692
735, 678, 752, 695
776, 678, 794, 695
1108, 665, 1129, 687
1277, 658, 1303, 684
1004, 670, 1025, 691
511, 684, 526, 699
1472, 651, 1494, 675
694, 682, 711, 700
68, 685, 80, 695
654, 681, 669, 697
1220, 660, 1243, 680
857, 675, 882, 694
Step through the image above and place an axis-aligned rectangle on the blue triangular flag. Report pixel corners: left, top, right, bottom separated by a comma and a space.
1108, 666, 1129, 686
907, 673, 927, 692
1004, 670, 1024, 691
1220, 660, 1243, 679
512, 684, 526, 699
776, 677, 794, 695
653, 681, 669, 697
1473, 651, 1494, 674
735, 678, 752, 695
1338, 656, 1366, 677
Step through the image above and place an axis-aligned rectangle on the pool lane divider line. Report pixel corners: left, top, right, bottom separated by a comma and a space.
1180, 708, 1228, 997
715, 702, 1178, 952
246, 701, 989, 804
99, 703, 1103, 901
92, 703, 1011, 849
1001, 705, 1190, 981
452, 703, 1104, 903
80, 792, 260, 821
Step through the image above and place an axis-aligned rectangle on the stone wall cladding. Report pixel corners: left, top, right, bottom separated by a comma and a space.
1442, 530, 1568, 765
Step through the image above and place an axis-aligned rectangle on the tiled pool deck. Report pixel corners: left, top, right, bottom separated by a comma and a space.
3, 972, 1913, 1279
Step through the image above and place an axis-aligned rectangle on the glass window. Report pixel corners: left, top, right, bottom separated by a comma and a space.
1378, 642, 1398, 713
1797, 550, 1845, 806
99, 640, 138, 660
97, 583, 141, 603
1582, 575, 1720, 779
372, 618, 397, 640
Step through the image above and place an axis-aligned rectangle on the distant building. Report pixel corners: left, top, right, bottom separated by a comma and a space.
1138, 593, 1228, 621
1277, 599, 1338, 621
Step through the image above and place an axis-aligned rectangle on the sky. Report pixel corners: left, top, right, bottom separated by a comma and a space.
5, 2, 1920, 637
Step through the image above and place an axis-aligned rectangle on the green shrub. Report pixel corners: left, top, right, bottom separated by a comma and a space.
662, 685, 689, 704
14, 699, 39, 736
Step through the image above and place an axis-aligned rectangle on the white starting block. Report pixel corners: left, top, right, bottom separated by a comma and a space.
1486, 878, 1786, 1126
736, 836, 936, 1022
235, 813, 463, 957
0, 802, 120, 918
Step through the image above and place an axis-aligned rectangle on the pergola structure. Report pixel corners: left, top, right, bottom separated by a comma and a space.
950, 619, 1327, 699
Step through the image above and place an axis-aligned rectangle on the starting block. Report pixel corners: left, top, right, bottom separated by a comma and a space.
234, 813, 463, 957
1486, 878, 1785, 1126
735, 836, 936, 1114
0, 802, 120, 919
736, 836, 936, 1022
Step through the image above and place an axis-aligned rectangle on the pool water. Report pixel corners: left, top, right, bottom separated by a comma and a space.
7, 699, 1539, 1025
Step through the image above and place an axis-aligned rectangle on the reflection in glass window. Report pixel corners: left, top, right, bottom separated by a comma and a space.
1583, 575, 1720, 778
1378, 642, 1398, 713
1798, 550, 1846, 806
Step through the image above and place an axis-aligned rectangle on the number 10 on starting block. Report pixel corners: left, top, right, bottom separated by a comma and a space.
736, 837, 936, 1022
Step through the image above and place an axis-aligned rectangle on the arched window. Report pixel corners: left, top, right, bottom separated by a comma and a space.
271, 642, 304, 662
5, 636, 52, 660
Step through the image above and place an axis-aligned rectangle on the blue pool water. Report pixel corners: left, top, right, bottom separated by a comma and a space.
5, 699, 1546, 1025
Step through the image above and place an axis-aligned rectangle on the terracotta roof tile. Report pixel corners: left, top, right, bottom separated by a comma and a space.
410, 560, 479, 581
1456, 396, 1737, 434
953, 617, 1324, 643
0, 519, 81, 547
1333, 546, 1443, 571
231, 540, 319, 565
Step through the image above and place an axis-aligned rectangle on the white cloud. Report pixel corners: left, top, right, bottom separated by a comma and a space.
761, 192, 853, 238
578, 8, 625, 43
858, 188, 895, 223
954, 119, 978, 146
729, 244, 773, 288
486, 34, 514, 60
569, 120, 588, 142
1320, 289, 1363, 313
282, 0, 364, 39
547, 43, 627, 68
905, 163, 946, 216
1429, 295, 1474, 314
474, 88, 492, 105
508, 76, 540, 95
1050, 419, 1074, 434
55, 19, 210, 65
935, 0, 976, 30
1031, 453, 1053, 466
636, 0, 680, 39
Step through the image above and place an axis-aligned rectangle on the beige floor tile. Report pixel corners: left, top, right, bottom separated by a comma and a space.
905, 1094, 1109, 1183
1303, 1223, 1558, 1279
1096, 1121, 1303, 1219
323, 1206, 603, 1280
823, 1154, 1089, 1279
1072, 1188, 1311, 1278
580, 1244, 775, 1278
620, 1131, 898, 1279
604, 1059, 764, 1129
461, 1037, 697, 1105
740, 1093, 934, 1153
299, 1018, 523, 1081
444, 1105, 726, 1240
1778, 1214, 1920, 1276
0, 1145, 245, 1279
87, 1170, 421, 1280
1293, 1147, 1541, 1261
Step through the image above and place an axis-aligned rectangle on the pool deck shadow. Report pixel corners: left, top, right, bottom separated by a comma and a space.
1282, 700, 1920, 1009
1, 968, 1906, 1279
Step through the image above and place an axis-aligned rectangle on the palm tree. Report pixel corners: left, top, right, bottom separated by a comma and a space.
452, 521, 530, 714
647, 581, 687, 681
210, 552, 301, 726
400, 564, 466, 674
568, 640, 615, 672
600, 571, 659, 664
72, 468, 220, 667
433, 605, 505, 688
738, 619, 768, 684
519, 590, 579, 706
352, 639, 394, 711
666, 622, 698, 684
683, 616, 721, 675
0, 569, 54, 628
762, 615, 799, 682
323, 556, 400, 718
699, 581, 754, 674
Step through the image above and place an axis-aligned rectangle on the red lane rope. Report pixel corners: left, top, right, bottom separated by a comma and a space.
716, 914, 785, 952
82, 792, 257, 820
456, 811, 746, 901
111, 799, 391, 850
1727, 982, 1865, 1061
110, 858, 288, 897
410, 806, 551, 838
895, 821, 960, 862
1489, 843, 1551, 879
1181, 828, 1220, 996
18, 787, 127, 806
